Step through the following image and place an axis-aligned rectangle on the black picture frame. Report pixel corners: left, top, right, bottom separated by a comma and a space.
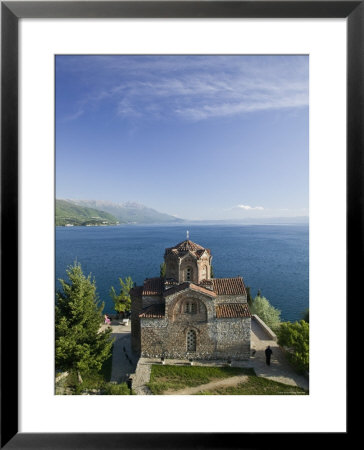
1, 1, 355, 448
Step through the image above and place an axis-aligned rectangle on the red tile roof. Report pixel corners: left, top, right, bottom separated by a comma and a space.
136, 276, 246, 298
142, 277, 163, 296
164, 278, 178, 286
201, 277, 246, 296
139, 303, 165, 318
216, 303, 251, 318
165, 239, 210, 259
199, 279, 213, 289
163, 282, 217, 298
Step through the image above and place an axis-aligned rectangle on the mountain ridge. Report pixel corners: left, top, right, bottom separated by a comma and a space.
64, 199, 185, 224
55, 199, 120, 226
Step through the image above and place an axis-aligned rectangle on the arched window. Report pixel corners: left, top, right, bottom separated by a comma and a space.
187, 330, 196, 352
186, 267, 192, 281
184, 301, 197, 314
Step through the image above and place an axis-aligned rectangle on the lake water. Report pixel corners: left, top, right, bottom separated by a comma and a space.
55, 224, 309, 322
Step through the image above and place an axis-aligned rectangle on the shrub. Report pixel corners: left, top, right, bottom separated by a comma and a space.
102, 383, 131, 395
251, 294, 281, 330
277, 320, 309, 373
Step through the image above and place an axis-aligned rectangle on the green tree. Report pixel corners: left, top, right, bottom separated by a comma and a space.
210, 265, 214, 278
160, 262, 166, 279
55, 263, 113, 381
110, 276, 134, 317
277, 320, 309, 373
251, 294, 281, 330
302, 308, 309, 323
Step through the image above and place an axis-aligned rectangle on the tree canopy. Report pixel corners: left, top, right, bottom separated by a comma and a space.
250, 293, 281, 329
55, 263, 113, 377
277, 320, 309, 373
160, 262, 166, 279
110, 276, 134, 315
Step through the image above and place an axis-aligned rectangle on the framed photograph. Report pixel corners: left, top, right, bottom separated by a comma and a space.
2, 1, 356, 447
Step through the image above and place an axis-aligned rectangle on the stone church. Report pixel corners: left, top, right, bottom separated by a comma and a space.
131, 237, 251, 361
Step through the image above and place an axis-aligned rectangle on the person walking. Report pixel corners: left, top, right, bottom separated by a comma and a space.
265, 346, 273, 366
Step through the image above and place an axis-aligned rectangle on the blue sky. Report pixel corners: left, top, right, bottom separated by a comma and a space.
56, 55, 308, 220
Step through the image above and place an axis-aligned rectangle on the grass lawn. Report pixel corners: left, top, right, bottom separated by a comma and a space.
147, 364, 308, 395
197, 376, 308, 395
147, 365, 255, 395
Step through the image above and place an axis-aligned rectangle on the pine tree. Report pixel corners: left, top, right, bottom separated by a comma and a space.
55, 263, 113, 380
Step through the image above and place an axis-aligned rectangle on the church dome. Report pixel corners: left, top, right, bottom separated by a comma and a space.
164, 239, 210, 260
164, 238, 212, 284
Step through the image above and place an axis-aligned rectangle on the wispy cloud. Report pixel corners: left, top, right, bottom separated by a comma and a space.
57, 55, 308, 122
60, 108, 85, 123
236, 204, 264, 211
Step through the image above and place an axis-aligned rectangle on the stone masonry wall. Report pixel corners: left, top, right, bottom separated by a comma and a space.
215, 317, 251, 359
135, 286, 251, 360
140, 316, 251, 361
165, 254, 179, 280
215, 294, 247, 304
179, 256, 198, 283
165, 290, 215, 321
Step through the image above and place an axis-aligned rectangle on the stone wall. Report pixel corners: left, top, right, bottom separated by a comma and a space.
215, 317, 251, 359
215, 294, 247, 304
132, 283, 251, 361
165, 254, 179, 280
180, 256, 198, 283
166, 290, 215, 321
252, 314, 277, 341
165, 251, 212, 283
196, 254, 212, 282
140, 316, 251, 361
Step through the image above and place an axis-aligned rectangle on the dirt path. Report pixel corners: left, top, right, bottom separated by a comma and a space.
163, 375, 249, 395
132, 359, 153, 395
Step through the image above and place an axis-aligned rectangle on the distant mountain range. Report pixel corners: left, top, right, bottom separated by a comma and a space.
58, 199, 184, 225
186, 216, 309, 225
56, 198, 308, 227
56, 199, 120, 226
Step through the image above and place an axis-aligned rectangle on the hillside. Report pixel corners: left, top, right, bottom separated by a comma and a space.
67, 199, 184, 224
56, 200, 120, 226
